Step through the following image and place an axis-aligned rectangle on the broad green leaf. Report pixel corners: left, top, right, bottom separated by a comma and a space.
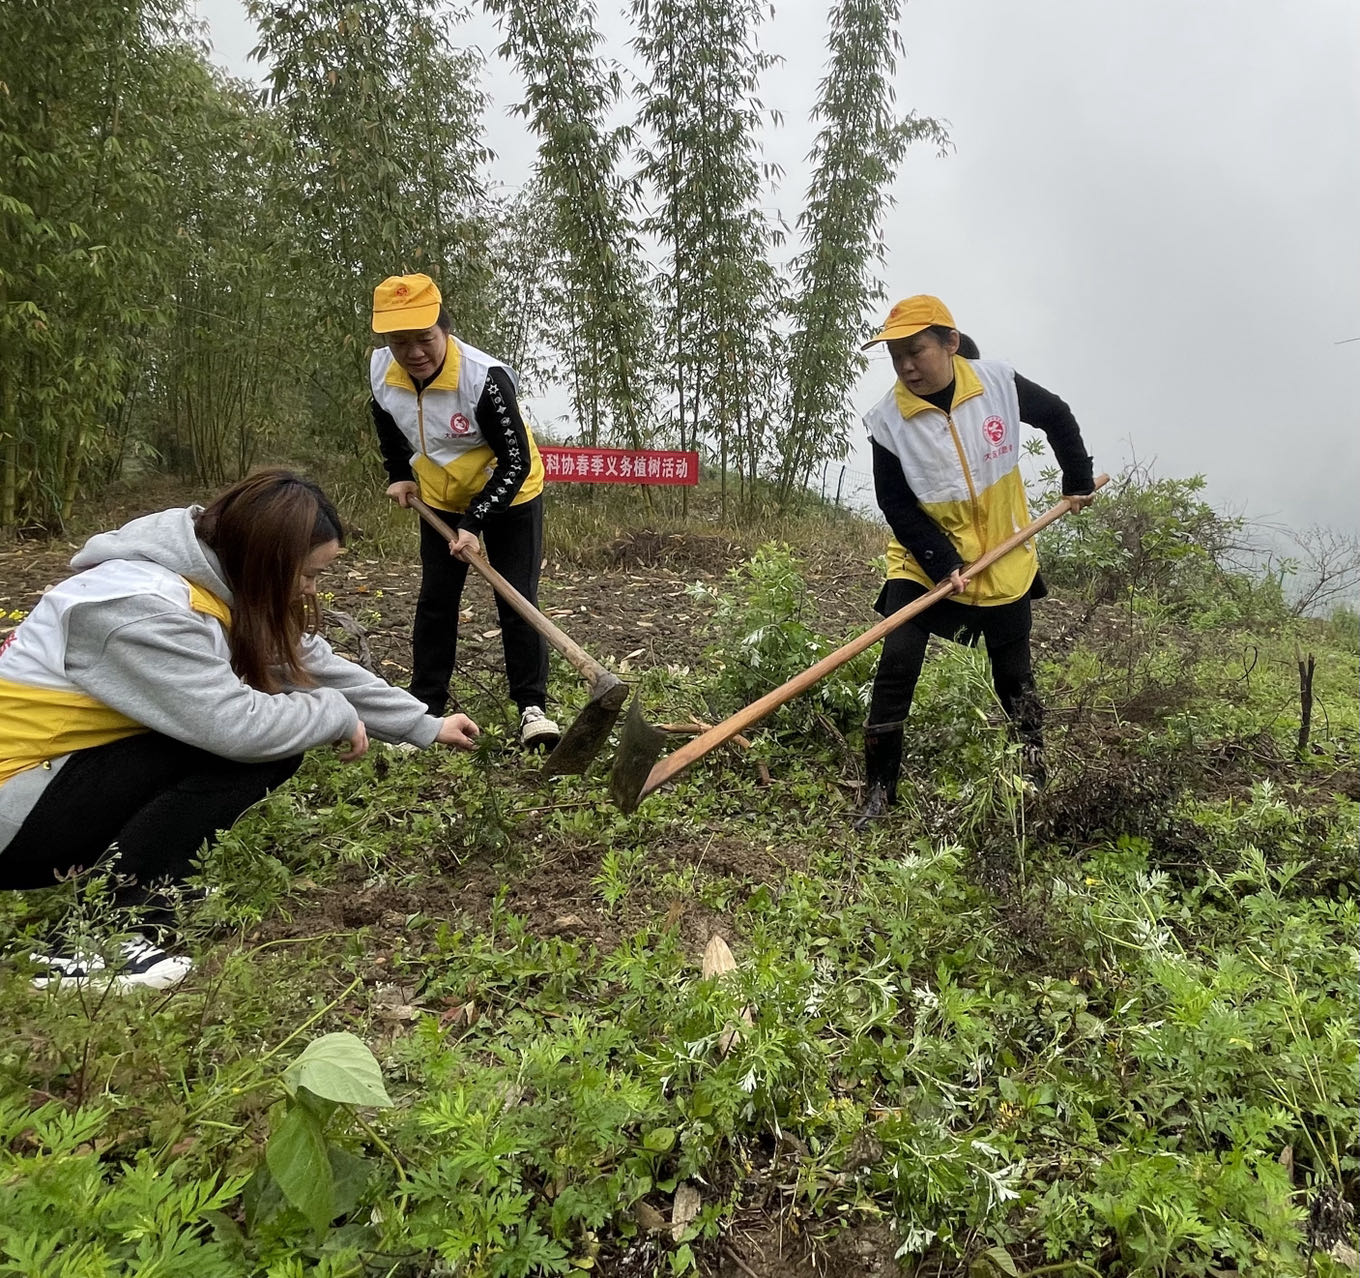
283, 1032, 392, 1107
241, 1162, 285, 1233
266, 1102, 335, 1234
643, 1126, 677, 1153
328, 1146, 376, 1219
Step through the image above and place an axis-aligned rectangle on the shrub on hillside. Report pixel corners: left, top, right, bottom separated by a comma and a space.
1033, 463, 1289, 628
690, 543, 875, 733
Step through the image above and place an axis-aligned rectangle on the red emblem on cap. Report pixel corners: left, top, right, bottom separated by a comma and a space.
983, 416, 1006, 443
450, 413, 471, 435
394, 284, 409, 298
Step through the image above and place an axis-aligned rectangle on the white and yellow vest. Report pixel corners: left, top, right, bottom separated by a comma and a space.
370, 338, 545, 514
864, 355, 1036, 606
0, 560, 231, 786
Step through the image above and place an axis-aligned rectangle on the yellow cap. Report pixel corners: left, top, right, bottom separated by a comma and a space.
372, 273, 442, 334
862, 295, 956, 349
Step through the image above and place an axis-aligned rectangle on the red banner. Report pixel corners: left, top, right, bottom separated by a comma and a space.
541, 447, 699, 486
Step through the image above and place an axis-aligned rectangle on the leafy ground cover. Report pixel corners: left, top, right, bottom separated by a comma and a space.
0, 475, 1355, 1276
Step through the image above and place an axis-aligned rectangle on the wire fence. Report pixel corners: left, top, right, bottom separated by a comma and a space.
814, 460, 877, 513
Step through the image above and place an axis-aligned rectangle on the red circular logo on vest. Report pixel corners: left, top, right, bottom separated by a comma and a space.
450, 413, 471, 435
983, 415, 1006, 444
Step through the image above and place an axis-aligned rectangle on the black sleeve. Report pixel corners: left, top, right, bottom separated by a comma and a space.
462, 367, 532, 535
871, 440, 965, 582
1013, 373, 1095, 495
371, 399, 415, 485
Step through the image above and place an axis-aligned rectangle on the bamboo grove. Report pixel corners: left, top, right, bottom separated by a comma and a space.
0, 0, 946, 531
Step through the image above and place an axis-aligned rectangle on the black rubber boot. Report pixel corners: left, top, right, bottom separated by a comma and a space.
1000, 680, 1046, 790
1020, 741, 1048, 790
854, 725, 904, 832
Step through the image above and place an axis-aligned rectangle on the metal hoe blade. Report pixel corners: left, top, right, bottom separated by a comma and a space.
608, 696, 669, 812
543, 672, 630, 777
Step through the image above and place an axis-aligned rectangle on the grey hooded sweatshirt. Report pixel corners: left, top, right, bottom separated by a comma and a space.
0, 506, 441, 854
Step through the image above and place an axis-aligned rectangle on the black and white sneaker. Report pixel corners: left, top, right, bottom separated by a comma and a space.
519, 706, 562, 751
30, 938, 194, 992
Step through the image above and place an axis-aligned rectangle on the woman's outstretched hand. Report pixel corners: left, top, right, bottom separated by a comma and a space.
335, 720, 370, 761
435, 713, 481, 750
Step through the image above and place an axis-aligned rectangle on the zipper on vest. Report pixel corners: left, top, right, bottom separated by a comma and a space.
945, 413, 985, 603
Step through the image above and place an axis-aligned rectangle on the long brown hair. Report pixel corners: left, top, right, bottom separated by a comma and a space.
194, 469, 344, 692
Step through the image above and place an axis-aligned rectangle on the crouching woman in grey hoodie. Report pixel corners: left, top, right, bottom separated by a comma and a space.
0, 469, 480, 991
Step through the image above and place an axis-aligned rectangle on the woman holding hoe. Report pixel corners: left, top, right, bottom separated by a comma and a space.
369, 272, 560, 751
856, 295, 1095, 828
0, 470, 480, 990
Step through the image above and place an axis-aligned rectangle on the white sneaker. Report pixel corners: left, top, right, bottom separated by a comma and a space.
519, 706, 562, 751
30, 938, 194, 992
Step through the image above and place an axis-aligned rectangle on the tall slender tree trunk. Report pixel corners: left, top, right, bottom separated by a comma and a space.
0, 277, 16, 530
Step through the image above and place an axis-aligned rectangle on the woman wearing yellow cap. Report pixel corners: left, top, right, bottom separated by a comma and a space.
855, 295, 1095, 828
369, 274, 560, 750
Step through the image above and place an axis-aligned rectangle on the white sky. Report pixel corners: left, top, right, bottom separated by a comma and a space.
196, 0, 1360, 535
